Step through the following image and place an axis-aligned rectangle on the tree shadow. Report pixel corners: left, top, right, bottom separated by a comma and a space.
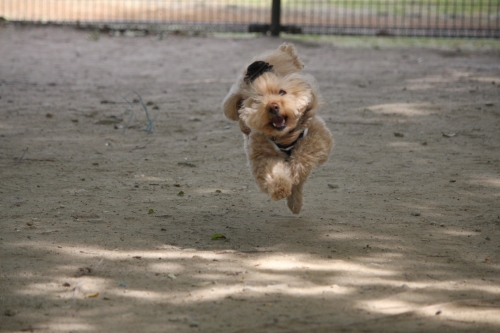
1, 28, 500, 332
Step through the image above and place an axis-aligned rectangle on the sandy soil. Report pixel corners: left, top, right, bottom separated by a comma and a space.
0, 25, 499, 333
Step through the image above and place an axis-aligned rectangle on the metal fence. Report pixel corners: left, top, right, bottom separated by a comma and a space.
1, 1, 499, 38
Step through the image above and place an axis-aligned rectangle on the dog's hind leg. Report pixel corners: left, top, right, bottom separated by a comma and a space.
287, 181, 304, 214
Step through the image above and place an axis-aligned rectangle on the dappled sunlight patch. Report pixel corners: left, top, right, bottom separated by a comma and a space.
467, 175, 500, 189
416, 300, 500, 326
107, 283, 355, 305
387, 142, 426, 149
442, 229, 478, 237
409, 74, 469, 84
404, 72, 500, 95
107, 288, 170, 301
10, 240, 225, 261
204, 284, 353, 302
471, 76, 500, 84
321, 231, 363, 240
360, 287, 500, 324
133, 174, 173, 182
250, 254, 396, 277
355, 253, 405, 265
405, 70, 470, 90
366, 103, 435, 117
147, 262, 185, 274
16, 276, 108, 299
407, 83, 435, 90
237, 284, 355, 297
41, 321, 95, 332
362, 298, 416, 315
192, 188, 230, 194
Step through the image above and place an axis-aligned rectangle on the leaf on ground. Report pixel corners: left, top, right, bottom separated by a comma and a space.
215, 190, 221, 193
147, 208, 155, 214
193, 281, 212, 287
211, 233, 226, 240
177, 191, 185, 196
85, 293, 99, 298
167, 274, 177, 280
178, 162, 196, 167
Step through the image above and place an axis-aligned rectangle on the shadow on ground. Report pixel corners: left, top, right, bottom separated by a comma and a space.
1, 25, 499, 332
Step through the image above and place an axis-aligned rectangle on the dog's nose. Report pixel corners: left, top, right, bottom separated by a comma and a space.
268, 103, 280, 115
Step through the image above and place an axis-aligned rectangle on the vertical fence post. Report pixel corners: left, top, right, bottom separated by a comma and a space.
270, 0, 281, 36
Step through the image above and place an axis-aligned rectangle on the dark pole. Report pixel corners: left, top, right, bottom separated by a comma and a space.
270, 0, 281, 36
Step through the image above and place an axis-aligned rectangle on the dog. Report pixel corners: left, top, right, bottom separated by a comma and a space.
222, 43, 333, 214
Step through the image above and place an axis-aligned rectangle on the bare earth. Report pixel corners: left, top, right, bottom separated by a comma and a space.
0, 25, 499, 333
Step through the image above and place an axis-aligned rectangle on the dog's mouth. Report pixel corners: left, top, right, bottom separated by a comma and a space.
271, 115, 287, 131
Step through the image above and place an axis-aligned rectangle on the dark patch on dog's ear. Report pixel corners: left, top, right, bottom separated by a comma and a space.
237, 98, 243, 111
244, 61, 273, 84
299, 103, 315, 128
238, 119, 251, 136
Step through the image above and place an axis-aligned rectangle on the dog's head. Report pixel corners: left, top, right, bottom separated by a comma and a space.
222, 43, 305, 122
239, 71, 318, 138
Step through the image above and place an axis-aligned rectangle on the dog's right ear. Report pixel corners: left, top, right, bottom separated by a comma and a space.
222, 85, 243, 121
279, 43, 304, 70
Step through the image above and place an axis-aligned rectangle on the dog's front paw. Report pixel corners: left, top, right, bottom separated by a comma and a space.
270, 183, 292, 201
261, 162, 293, 201
267, 174, 292, 201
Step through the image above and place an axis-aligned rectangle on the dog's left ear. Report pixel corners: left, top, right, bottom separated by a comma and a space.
306, 86, 319, 114
222, 84, 243, 121
299, 86, 319, 129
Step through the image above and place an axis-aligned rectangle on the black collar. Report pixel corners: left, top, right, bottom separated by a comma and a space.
274, 128, 308, 156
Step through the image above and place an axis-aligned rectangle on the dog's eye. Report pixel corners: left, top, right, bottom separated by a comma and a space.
279, 89, 287, 96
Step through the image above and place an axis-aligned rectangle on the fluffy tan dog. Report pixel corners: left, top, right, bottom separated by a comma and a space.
222, 43, 333, 214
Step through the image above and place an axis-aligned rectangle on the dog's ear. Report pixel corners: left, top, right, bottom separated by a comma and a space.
299, 86, 319, 128
238, 119, 251, 136
244, 61, 273, 83
222, 85, 243, 121
307, 88, 319, 114
279, 43, 304, 70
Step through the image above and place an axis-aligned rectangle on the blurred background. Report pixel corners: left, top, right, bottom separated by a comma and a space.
1, 0, 499, 38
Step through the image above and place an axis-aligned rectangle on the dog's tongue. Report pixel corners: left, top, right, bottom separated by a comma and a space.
272, 115, 286, 128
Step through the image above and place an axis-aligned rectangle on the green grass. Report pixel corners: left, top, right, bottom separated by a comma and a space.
288, 34, 500, 50
284, 34, 500, 50
280, 0, 500, 15
215, 32, 500, 51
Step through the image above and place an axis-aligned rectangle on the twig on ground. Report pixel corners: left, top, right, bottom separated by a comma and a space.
94, 258, 104, 271
129, 139, 155, 152
120, 94, 135, 134
121, 91, 158, 133
17, 148, 28, 164
132, 90, 155, 132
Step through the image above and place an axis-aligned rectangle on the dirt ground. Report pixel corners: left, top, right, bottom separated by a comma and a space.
0, 25, 499, 333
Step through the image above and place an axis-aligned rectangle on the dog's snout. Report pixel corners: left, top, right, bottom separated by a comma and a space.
268, 103, 280, 115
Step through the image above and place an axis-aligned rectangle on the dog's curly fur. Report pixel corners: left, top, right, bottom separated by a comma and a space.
222, 43, 333, 214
